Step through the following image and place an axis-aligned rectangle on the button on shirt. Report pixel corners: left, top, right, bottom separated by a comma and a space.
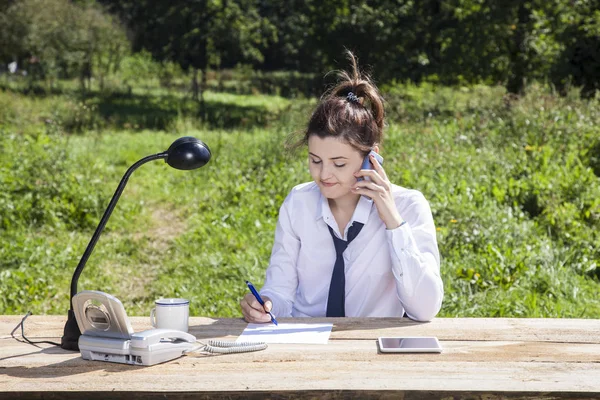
260, 181, 444, 321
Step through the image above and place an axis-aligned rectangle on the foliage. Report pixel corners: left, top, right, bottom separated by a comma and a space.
213, 69, 325, 98
0, 0, 129, 90
97, 0, 276, 105
550, 1, 600, 98
119, 51, 163, 92
82, 3, 130, 91
0, 82, 598, 318
0, 78, 292, 131
2, 0, 599, 97
90, 0, 600, 97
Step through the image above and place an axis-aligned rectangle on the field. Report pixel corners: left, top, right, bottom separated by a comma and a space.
1, 79, 599, 318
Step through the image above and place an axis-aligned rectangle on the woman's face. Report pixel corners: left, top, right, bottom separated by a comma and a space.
307, 135, 364, 200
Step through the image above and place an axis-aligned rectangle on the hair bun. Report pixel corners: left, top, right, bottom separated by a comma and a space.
293, 50, 386, 153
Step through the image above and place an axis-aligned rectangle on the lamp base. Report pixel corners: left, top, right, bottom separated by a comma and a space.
61, 309, 81, 351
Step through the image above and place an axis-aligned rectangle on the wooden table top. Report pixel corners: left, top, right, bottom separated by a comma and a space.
1, 315, 599, 399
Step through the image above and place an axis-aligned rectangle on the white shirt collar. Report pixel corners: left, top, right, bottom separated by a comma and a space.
317, 192, 373, 227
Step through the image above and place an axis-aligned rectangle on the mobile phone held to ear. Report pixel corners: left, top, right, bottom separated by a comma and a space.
377, 337, 442, 353
357, 150, 384, 182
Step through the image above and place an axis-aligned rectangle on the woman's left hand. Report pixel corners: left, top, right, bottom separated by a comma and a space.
353, 154, 404, 229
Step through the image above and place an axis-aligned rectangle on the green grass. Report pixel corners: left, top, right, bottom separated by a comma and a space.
0, 81, 598, 318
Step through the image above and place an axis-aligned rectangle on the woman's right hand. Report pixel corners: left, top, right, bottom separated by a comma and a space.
240, 293, 273, 323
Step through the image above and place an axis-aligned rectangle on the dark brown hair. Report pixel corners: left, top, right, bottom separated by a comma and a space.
294, 50, 385, 154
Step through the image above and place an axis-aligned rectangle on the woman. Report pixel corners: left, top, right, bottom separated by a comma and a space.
240, 52, 443, 322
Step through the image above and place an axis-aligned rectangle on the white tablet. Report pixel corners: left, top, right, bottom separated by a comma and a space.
377, 337, 442, 353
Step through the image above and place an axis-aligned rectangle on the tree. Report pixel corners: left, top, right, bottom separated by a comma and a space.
80, 3, 130, 91
0, 0, 128, 91
259, 0, 324, 72
99, 0, 275, 114
551, 1, 600, 98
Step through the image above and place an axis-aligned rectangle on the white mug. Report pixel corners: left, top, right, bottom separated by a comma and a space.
150, 298, 190, 332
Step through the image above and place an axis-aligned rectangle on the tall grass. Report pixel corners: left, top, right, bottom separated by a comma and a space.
0, 81, 598, 318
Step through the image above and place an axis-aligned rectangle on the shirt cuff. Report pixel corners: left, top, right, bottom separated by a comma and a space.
385, 220, 418, 253
385, 221, 421, 296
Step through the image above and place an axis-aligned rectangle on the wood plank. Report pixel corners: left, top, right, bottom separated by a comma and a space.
325, 317, 600, 344
2, 339, 600, 367
2, 392, 599, 400
2, 316, 600, 344
1, 356, 599, 393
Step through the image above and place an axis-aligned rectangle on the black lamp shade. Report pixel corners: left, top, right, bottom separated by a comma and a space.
165, 137, 211, 170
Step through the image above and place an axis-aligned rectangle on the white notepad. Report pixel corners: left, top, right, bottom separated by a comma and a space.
236, 323, 333, 344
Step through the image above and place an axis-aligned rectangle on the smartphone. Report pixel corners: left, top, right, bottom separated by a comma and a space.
377, 337, 442, 353
357, 150, 384, 181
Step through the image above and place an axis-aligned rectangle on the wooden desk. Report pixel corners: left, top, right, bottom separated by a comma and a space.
1, 316, 599, 399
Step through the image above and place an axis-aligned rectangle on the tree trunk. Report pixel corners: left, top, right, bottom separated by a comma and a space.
200, 67, 207, 120
507, 2, 531, 95
217, 68, 223, 92
80, 60, 92, 93
79, 73, 86, 93
425, 0, 442, 74
191, 68, 199, 101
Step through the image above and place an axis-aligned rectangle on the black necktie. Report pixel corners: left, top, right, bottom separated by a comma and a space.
326, 222, 364, 317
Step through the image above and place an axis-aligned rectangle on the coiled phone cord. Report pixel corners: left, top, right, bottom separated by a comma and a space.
185, 339, 268, 355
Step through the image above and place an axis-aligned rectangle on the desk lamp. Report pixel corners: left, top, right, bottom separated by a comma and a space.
60, 137, 211, 351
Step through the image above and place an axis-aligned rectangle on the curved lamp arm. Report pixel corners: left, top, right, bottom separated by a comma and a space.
69, 152, 166, 302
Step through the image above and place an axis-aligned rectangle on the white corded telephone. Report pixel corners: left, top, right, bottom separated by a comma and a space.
73, 291, 196, 366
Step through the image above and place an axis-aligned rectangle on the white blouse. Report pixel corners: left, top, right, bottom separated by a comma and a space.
260, 181, 444, 321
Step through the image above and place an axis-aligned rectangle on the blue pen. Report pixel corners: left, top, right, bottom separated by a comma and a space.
245, 280, 278, 326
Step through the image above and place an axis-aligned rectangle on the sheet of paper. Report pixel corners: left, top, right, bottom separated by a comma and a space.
236, 323, 333, 344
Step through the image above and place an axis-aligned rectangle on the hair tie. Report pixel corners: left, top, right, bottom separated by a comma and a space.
346, 92, 360, 104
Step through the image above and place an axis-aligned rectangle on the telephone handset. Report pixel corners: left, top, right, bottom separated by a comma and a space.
130, 328, 196, 348
357, 150, 384, 182
130, 329, 197, 366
